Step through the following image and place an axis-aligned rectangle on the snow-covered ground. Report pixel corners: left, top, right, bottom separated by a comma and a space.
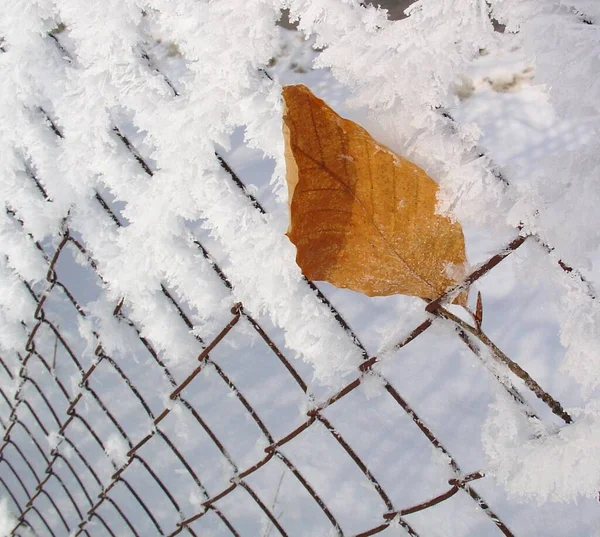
1, 1, 600, 536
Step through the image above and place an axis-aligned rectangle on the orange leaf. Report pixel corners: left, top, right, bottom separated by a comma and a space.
282, 84, 468, 306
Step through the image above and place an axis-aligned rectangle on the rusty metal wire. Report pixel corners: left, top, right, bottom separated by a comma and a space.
1, 191, 516, 537
0, 21, 588, 537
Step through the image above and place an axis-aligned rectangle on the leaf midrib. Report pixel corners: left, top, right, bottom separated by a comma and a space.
292, 142, 437, 294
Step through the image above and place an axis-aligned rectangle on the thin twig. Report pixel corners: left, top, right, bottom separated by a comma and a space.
455, 328, 539, 421
437, 306, 572, 424
262, 470, 285, 537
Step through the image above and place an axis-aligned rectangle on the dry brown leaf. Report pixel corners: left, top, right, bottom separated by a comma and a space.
282, 84, 468, 306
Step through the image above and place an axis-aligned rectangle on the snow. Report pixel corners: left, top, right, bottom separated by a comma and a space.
0, 499, 21, 537
484, 395, 600, 503
1, 0, 600, 536
104, 432, 129, 468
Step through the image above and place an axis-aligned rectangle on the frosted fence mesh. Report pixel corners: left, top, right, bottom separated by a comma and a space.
1, 2, 599, 537
2, 165, 531, 537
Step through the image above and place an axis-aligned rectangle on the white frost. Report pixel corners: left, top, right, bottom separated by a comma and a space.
104, 432, 129, 467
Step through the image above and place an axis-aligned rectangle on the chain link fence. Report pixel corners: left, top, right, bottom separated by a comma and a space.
0, 6, 594, 537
